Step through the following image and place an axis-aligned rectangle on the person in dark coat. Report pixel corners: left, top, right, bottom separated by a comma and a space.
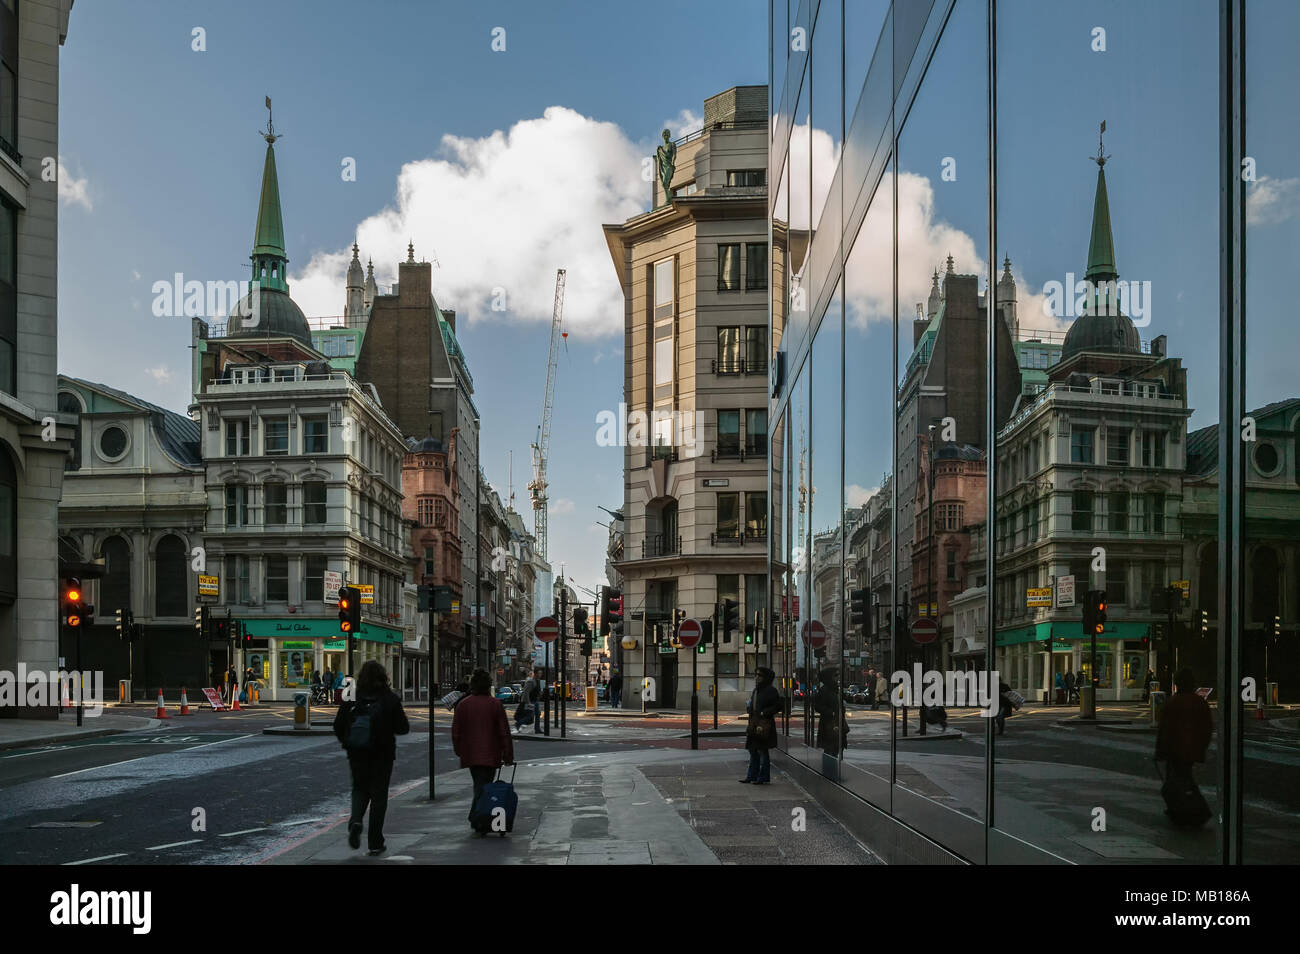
995, 680, 1017, 735
333, 660, 410, 855
814, 668, 847, 755
742, 667, 782, 784
608, 672, 624, 708
1143, 669, 1156, 703
451, 669, 514, 828
1064, 670, 1077, 704
1155, 667, 1214, 821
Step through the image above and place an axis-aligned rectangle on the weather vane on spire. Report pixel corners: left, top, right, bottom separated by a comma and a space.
261, 95, 279, 145
1091, 119, 1110, 167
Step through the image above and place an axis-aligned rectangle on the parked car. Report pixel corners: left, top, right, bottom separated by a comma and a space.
844, 685, 861, 703
496, 685, 516, 703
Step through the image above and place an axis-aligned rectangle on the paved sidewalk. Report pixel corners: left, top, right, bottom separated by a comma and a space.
270, 748, 880, 865
0, 711, 160, 751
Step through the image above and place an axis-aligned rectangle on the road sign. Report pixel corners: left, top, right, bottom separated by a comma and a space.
534, 615, 559, 643
324, 571, 342, 604
677, 617, 703, 649
357, 584, 374, 605
911, 617, 938, 645
1056, 575, 1076, 608
1172, 579, 1190, 599
198, 574, 219, 597
1026, 587, 1053, 608
801, 619, 827, 648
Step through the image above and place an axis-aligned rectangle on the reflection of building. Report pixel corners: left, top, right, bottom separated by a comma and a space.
1, 1, 75, 715
194, 127, 409, 700
56, 377, 207, 696
604, 86, 770, 709
1183, 399, 1300, 700
993, 159, 1189, 701
402, 433, 463, 688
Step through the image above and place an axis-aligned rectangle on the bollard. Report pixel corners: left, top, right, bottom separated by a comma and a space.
293, 690, 310, 730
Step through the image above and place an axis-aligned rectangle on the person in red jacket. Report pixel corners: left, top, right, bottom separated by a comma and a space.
451, 669, 514, 827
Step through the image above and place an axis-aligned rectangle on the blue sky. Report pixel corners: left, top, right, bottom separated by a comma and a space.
57, 0, 767, 595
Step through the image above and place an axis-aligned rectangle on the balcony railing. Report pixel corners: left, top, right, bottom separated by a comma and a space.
642, 535, 682, 558
710, 357, 767, 375
710, 527, 767, 546
711, 443, 769, 463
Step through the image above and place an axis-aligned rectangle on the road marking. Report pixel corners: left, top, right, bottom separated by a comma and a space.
63, 853, 127, 865
277, 817, 324, 827
51, 755, 153, 778
218, 827, 268, 837
146, 839, 202, 851
180, 733, 254, 752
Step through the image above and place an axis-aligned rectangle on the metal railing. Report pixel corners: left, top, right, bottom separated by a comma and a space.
710, 357, 767, 375
641, 535, 682, 558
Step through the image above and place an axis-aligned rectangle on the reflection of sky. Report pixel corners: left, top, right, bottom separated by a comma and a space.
832, 0, 1300, 434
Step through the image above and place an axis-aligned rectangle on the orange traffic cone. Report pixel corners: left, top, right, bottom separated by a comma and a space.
179, 687, 192, 716
1255, 698, 1267, 721
155, 688, 170, 719
60, 679, 73, 711
230, 688, 242, 711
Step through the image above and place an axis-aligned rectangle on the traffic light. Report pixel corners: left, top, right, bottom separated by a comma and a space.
1201, 608, 1208, 637
195, 604, 209, 639
607, 589, 623, 638
698, 619, 714, 654
115, 607, 125, 640
850, 588, 868, 634
580, 637, 593, 656
213, 616, 229, 641
1274, 615, 1282, 638
746, 608, 761, 645
1082, 590, 1107, 636
240, 621, 253, 649
599, 586, 610, 636
721, 599, 739, 644
573, 607, 589, 635
62, 578, 86, 628
338, 586, 360, 634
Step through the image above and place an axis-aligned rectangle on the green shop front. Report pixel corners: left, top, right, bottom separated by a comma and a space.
239, 618, 404, 702
995, 621, 1153, 702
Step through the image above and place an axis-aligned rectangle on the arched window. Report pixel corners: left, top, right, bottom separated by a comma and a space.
0, 446, 14, 603
155, 535, 187, 617
100, 536, 131, 617
57, 392, 82, 471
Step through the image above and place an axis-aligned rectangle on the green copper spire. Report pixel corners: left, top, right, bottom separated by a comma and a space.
251, 98, 289, 294
1085, 121, 1117, 283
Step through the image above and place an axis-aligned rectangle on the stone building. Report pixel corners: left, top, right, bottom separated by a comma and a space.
0, 0, 75, 715
603, 86, 771, 709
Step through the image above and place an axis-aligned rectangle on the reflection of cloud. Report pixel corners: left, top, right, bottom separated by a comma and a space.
550, 498, 576, 515
846, 484, 880, 508
786, 121, 842, 233
1247, 175, 1300, 227
289, 107, 646, 336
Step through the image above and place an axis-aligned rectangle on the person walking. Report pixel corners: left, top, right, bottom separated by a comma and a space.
451, 669, 514, 830
608, 672, 624, 709
333, 660, 410, 856
522, 670, 542, 732
995, 679, 1018, 735
874, 670, 888, 712
1053, 670, 1066, 705
1064, 669, 1077, 705
1155, 667, 1214, 826
225, 662, 238, 706
1143, 669, 1156, 703
814, 668, 847, 755
741, 667, 781, 784
863, 669, 876, 708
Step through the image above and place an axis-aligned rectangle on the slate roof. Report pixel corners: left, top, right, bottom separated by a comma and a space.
68, 377, 201, 467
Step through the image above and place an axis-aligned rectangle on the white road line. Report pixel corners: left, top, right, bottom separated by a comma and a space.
51, 755, 153, 779
218, 827, 267, 838
146, 839, 202, 851
277, 818, 324, 827
180, 733, 254, 751
63, 853, 127, 865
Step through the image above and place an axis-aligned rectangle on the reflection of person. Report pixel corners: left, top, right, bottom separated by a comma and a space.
1143, 669, 1155, 702
815, 668, 846, 755
1155, 667, 1213, 827
741, 668, 781, 784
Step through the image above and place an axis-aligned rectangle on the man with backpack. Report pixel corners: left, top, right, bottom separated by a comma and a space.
333, 660, 410, 855
451, 669, 514, 831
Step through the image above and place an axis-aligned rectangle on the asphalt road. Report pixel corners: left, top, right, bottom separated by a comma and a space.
0, 706, 652, 866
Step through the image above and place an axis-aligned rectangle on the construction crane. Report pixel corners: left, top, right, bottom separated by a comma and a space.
529, 268, 566, 561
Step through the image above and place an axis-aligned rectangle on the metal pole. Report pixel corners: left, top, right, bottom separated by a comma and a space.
544, 636, 551, 736
75, 622, 83, 727
560, 586, 567, 739
691, 634, 699, 750
642, 624, 648, 714
712, 603, 719, 730
428, 606, 437, 800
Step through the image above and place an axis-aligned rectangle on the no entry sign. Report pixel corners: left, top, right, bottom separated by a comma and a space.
801, 619, 827, 648
911, 617, 938, 645
677, 617, 703, 649
534, 615, 559, 643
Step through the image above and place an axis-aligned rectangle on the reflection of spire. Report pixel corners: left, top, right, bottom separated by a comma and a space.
945, 253, 955, 275
926, 268, 942, 319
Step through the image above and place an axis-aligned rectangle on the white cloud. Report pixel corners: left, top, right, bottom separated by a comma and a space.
131, 269, 142, 281
289, 106, 646, 336
1247, 175, 1300, 227
661, 108, 703, 140
145, 366, 173, 383
846, 483, 880, 509
549, 498, 576, 515
57, 157, 92, 211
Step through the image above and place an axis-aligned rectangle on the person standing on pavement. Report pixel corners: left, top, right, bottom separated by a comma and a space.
225, 662, 238, 706
1064, 669, 1077, 705
333, 659, 410, 856
874, 670, 888, 712
608, 672, 623, 709
451, 669, 514, 829
741, 667, 781, 784
522, 670, 542, 731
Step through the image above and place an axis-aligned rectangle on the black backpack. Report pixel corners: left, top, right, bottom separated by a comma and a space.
346, 696, 382, 751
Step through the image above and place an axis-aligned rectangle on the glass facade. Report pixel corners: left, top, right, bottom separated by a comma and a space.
768, 0, 1298, 864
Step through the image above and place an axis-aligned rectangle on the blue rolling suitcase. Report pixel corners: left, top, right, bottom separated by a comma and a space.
472, 765, 518, 836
